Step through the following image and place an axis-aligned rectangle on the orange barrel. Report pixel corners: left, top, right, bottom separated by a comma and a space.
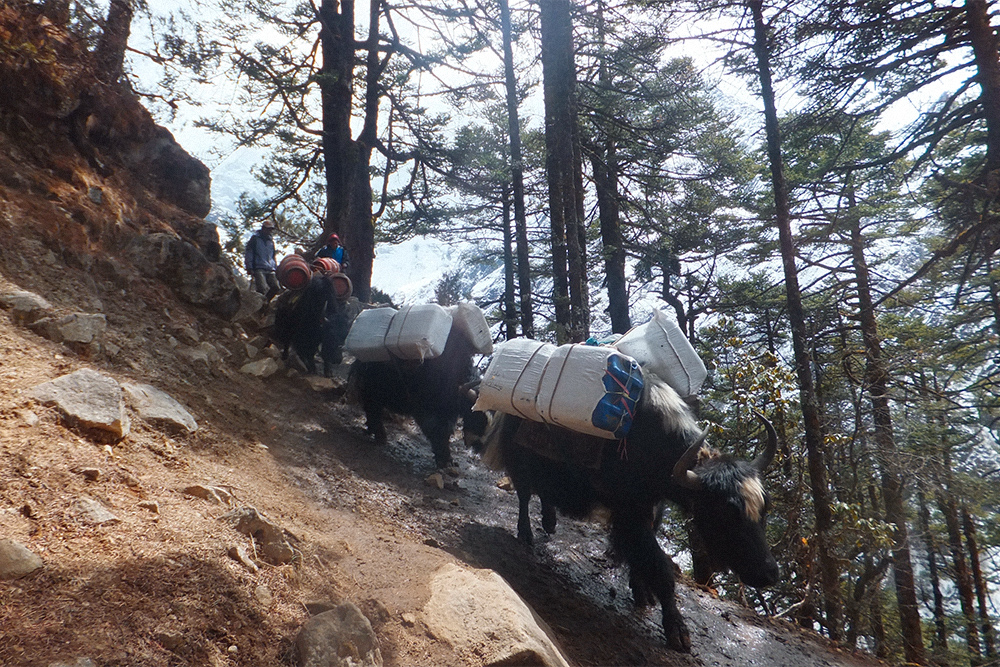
277, 255, 310, 290
330, 272, 353, 300
312, 257, 340, 274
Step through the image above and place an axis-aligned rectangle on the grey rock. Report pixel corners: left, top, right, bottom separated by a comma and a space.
29, 312, 107, 344
295, 602, 383, 667
122, 233, 239, 318
228, 545, 259, 572
0, 289, 53, 325
423, 563, 571, 667
0, 538, 43, 579
255, 584, 273, 606
122, 382, 198, 433
29, 368, 130, 440
240, 357, 279, 377
182, 484, 233, 505
220, 507, 296, 565
47, 658, 95, 667
73, 496, 120, 525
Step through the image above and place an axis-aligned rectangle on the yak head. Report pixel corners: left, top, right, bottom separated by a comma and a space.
672, 414, 780, 588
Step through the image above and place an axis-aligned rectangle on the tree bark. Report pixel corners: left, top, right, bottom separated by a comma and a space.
938, 487, 982, 662
502, 184, 518, 339
847, 186, 925, 664
917, 489, 949, 655
499, 0, 534, 338
962, 505, 997, 660
966, 0, 1000, 174
539, 0, 581, 342
590, 143, 630, 333
94, 0, 134, 85
748, 0, 843, 643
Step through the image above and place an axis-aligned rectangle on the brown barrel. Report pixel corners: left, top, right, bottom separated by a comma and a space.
312, 257, 340, 274
330, 272, 352, 300
277, 255, 310, 290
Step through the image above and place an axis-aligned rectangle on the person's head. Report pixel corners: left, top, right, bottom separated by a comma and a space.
326, 233, 340, 248
261, 217, 276, 234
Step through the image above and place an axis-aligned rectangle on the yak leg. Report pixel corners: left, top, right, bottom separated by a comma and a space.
541, 499, 558, 535
612, 513, 691, 653
363, 404, 388, 445
516, 486, 534, 544
415, 413, 455, 469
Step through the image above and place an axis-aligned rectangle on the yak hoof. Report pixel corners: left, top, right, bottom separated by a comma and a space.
663, 617, 691, 653
542, 506, 557, 534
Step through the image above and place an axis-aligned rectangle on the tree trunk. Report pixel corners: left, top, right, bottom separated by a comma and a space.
938, 486, 982, 662
590, 143, 630, 333
917, 489, 949, 656
94, 0, 134, 85
499, 0, 534, 338
748, 0, 843, 643
962, 505, 997, 660
869, 591, 888, 660
319, 0, 362, 292
847, 187, 924, 664
966, 0, 1000, 174
502, 184, 518, 339
539, 0, 578, 342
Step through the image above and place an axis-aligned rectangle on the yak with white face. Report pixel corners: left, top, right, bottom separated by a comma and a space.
482, 373, 780, 652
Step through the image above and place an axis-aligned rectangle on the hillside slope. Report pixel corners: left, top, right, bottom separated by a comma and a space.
0, 5, 891, 667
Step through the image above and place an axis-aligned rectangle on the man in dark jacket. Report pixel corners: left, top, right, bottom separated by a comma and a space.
316, 233, 350, 271
245, 217, 279, 300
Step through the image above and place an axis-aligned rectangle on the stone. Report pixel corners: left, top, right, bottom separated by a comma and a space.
240, 357, 280, 377
423, 563, 571, 667
182, 484, 234, 505
0, 538, 43, 579
29, 368, 130, 440
228, 545, 258, 572
255, 585, 273, 606
295, 602, 382, 667
29, 313, 107, 344
0, 289, 53, 325
72, 496, 120, 525
121, 382, 198, 433
220, 507, 296, 565
122, 233, 240, 318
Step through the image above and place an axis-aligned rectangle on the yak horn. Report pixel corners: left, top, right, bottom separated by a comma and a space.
750, 410, 778, 472
672, 427, 710, 490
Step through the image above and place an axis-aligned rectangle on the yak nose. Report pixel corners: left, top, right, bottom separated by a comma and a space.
741, 556, 780, 588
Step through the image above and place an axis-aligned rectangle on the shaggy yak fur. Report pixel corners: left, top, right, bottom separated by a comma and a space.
271, 273, 352, 376
347, 324, 484, 468
482, 375, 780, 652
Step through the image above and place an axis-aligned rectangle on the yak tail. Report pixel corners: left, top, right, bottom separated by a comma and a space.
481, 411, 520, 471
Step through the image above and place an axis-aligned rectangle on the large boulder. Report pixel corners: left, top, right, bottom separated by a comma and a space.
123, 233, 240, 318
28, 368, 130, 441
423, 563, 571, 667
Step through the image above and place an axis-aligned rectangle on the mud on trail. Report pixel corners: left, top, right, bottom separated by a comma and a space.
267, 368, 885, 667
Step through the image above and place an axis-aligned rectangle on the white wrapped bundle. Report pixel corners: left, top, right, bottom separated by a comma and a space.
383, 303, 453, 361
476, 339, 644, 440
475, 338, 557, 422
613, 309, 706, 397
343, 307, 398, 362
448, 302, 494, 355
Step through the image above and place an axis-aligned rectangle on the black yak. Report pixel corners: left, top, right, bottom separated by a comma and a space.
272, 273, 352, 376
481, 374, 780, 652
347, 323, 485, 468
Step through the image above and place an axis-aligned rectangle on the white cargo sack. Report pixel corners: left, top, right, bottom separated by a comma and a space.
448, 302, 494, 355
476, 339, 644, 440
343, 307, 398, 362
613, 309, 706, 397
344, 304, 454, 362
384, 304, 454, 360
